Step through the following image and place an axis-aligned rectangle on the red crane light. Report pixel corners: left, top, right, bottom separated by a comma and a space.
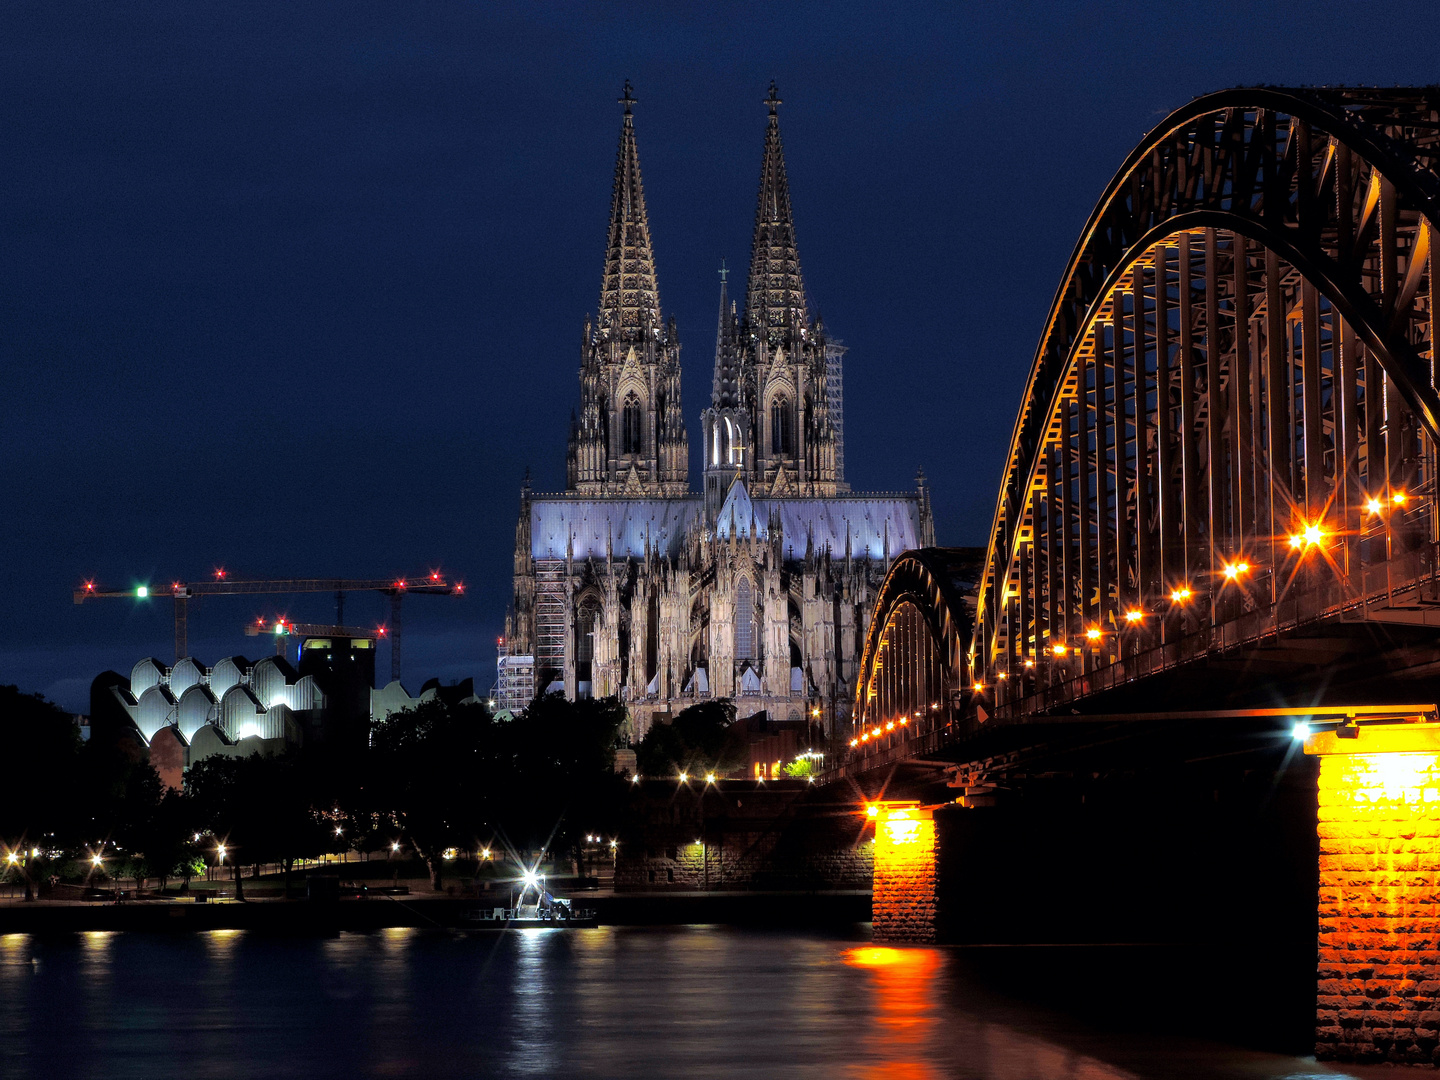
214, 567, 227, 580
454, 582, 465, 594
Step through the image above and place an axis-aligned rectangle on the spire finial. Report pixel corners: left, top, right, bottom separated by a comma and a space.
620, 80, 637, 115
719, 259, 728, 284
766, 80, 781, 116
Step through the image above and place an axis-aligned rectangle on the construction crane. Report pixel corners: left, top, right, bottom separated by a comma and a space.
74, 571, 463, 681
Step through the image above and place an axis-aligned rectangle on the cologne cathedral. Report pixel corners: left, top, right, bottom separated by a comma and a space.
506, 84, 934, 740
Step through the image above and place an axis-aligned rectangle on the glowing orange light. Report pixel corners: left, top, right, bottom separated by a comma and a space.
1086, 627, 1101, 641
866, 804, 879, 818
860, 733, 869, 742
1223, 561, 1250, 580
1305, 524, 1325, 545
1170, 587, 1192, 603
1289, 534, 1304, 548
885, 721, 894, 731
1024, 658, 1035, 667
1052, 644, 1067, 657
1367, 498, 1384, 515
899, 717, 909, 724
850, 738, 859, 747
996, 672, 1007, 680
880, 807, 921, 845
1125, 609, 1143, 623
1393, 492, 1408, 506
973, 682, 984, 691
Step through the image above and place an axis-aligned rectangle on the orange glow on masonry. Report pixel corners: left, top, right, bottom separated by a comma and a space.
1306, 723, 1440, 1062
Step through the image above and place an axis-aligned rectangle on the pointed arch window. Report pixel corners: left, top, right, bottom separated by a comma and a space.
734, 577, 756, 661
622, 394, 643, 455
771, 397, 793, 456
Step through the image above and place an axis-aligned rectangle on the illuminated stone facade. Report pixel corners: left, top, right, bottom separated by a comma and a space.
1309, 724, 1440, 1065
507, 87, 933, 740
870, 803, 939, 944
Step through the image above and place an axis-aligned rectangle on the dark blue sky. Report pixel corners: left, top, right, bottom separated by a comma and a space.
2, 1, 1433, 711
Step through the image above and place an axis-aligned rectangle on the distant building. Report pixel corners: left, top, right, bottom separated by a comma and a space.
505, 85, 933, 741
92, 643, 473, 789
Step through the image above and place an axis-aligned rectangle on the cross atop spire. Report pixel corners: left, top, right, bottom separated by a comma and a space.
597, 83, 661, 341
746, 81, 807, 337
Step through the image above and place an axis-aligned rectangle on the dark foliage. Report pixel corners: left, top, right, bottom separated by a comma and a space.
635, 698, 747, 778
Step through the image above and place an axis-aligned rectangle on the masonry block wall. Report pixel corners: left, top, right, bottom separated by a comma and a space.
614, 779, 872, 891
1310, 725, 1440, 1066
871, 804, 938, 944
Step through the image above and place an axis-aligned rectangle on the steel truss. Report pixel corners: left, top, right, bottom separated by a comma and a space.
852, 87, 1440, 751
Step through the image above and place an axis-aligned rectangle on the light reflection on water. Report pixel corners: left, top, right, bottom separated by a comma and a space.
0, 927, 1389, 1080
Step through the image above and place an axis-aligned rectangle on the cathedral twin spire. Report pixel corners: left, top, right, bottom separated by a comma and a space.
746, 81, 809, 340
596, 81, 662, 343
570, 80, 836, 501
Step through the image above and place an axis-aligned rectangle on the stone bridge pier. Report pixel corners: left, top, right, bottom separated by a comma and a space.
866, 721, 1440, 1064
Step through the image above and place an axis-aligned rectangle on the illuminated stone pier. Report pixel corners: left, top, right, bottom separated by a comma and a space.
871, 802, 939, 944
1307, 723, 1440, 1066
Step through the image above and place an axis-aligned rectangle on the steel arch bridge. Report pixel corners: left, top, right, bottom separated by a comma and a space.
846, 86, 1439, 770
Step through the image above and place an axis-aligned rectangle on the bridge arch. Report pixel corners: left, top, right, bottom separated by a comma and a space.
846, 88, 1439, 764
851, 549, 977, 745
970, 86, 1438, 719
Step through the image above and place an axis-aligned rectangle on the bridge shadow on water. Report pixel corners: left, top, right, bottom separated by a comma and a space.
845, 941, 1393, 1080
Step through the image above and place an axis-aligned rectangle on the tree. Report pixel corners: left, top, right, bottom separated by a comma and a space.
368, 698, 495, 890
636, 698, 747, 778
500, 693, 629, 874
186, 752, 327, 900
0, 686, 85, 899
366, 693, 630, 890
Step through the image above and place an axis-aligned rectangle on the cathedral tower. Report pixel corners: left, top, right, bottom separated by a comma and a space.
568, 83, 689, 497
740, 83, 841, 497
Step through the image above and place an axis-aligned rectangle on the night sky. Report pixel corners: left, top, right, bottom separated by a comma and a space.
2, 1, 1433, 712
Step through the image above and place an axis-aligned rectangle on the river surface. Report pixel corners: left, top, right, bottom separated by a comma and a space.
0, 926, 1396, 1079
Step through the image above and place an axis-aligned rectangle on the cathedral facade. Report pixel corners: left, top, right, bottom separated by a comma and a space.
507, 84, 933, 741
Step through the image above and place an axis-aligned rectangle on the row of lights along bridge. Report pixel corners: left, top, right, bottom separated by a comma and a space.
969, 489, 1419, 693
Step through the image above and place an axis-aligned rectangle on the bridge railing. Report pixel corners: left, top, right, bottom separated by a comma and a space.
992, 544, 1438, 723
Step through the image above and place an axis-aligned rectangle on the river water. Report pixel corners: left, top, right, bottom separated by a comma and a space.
0, 926, 1393, 1079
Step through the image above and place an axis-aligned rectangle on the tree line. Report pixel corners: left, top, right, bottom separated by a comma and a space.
0, 685, 629, 899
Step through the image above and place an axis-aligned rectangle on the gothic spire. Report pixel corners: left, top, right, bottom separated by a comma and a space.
745, 81, 807, 337
597, 81, 661, 343
711, 262, 742, 408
